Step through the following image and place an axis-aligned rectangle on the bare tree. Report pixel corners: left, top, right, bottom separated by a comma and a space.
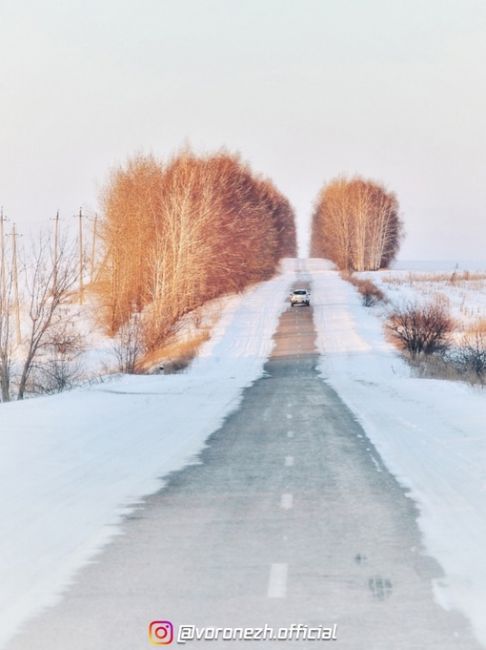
113, 313, 145, 373
312, 176, 402, 271
17, 233, 78, 400
33, 310, 85, 393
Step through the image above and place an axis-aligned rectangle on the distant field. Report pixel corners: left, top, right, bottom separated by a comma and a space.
391, 259, 486, 272
360, 266, 486, 336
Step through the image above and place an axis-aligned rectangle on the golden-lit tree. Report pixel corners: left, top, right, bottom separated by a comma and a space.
311, 176, 402, 271
97, 154, 166, 333
95, 149, 296, 349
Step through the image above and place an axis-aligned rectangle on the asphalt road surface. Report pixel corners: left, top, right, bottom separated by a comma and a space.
6, 288, 481, 649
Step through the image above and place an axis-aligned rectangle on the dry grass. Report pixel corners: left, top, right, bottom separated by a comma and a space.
466, 317, 486, 336
138, 330, 210, 374
407, 353, 483, 385
342, 273, 386, 306
382, 271, 486, 286
394, 314, 486, 387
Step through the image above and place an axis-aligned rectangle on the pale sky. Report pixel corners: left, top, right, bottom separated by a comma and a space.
1, 0, 485, 259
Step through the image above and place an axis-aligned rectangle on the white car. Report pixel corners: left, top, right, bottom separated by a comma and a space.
290, 289, 311, 306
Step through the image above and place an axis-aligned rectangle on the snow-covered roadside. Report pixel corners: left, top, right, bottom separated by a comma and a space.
308, 258, 486, 647
0, 260, 296, 649
358, 267, 486, 331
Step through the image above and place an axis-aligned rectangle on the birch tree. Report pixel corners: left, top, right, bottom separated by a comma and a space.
96, 149, 296, 352
312, 176, 402, 271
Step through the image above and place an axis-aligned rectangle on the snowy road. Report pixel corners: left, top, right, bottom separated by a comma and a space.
5, 276, 481, 649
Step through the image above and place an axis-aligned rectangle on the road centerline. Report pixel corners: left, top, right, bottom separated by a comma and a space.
267, 563, 288, 598
280, 493, 293, 510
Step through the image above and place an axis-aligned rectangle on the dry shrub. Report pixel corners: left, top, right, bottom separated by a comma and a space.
456, 320, 486, 380
431, 291, 450, 311
343, 274, 386, 307
113, 314, 145, 374
387, 302, 453, 355
139, 330, 210, 374
95, 150, 296, 350
467, 317, 486, 335
311, 176, 403, 271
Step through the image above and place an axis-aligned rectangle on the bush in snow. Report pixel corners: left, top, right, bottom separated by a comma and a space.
456, 325, 486, 381
387, 302, 453, 356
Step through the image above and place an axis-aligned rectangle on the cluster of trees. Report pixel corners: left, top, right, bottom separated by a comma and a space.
311, 176, 402, 271
96, 150, 296, 351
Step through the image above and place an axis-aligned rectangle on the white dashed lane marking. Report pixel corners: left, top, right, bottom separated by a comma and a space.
280, 493, 293, 510
267, 563, 288, 598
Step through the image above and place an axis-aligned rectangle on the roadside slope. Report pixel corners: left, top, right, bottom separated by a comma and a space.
308, 258, 486, 647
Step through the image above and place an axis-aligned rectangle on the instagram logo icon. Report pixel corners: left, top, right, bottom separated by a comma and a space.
148, 621, 174, 645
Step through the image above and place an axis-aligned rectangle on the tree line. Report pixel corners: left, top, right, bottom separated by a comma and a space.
95, 149, 296, 351
1, 155, 405, 400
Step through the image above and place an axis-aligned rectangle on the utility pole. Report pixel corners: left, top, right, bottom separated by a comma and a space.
7, 224, 22, 345
51, 211, 60, 293
90, 213, 98, 283
77, 208, 84, 305
0, 208, 8, 303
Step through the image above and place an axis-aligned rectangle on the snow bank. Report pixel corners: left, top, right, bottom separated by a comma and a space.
309, 259, 486, 647
0, 261, 295, 648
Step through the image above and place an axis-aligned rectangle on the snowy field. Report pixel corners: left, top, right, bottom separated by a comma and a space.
309, 259, 486, 647
360, 263, 486, 333
0, 261, 295, 649
391, 260, 486, 273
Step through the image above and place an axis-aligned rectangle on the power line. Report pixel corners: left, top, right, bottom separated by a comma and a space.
74, 208, 85, 305
50, 211, 60, 293
90, 213, 98, 283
